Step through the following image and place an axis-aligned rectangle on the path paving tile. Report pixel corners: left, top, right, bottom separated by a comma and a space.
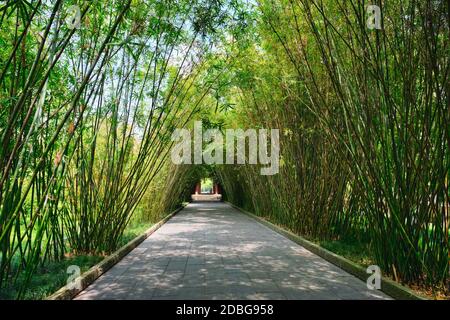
75, 202, 391, 300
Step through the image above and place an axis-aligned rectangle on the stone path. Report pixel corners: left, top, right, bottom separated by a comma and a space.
75, 202, 391, 300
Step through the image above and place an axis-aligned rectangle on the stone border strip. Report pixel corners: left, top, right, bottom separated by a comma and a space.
46, 206, 185, 300
226, 201, 428, 300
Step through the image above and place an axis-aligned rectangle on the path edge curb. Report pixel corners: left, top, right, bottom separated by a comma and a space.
46, 205, 185, 300
226, 201, 428, 300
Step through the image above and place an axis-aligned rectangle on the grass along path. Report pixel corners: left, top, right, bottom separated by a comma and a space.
0, 221, 155, 300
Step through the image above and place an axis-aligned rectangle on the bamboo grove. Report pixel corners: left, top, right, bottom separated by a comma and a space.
0, 0, 448, 298
0, 0, 247, 297
217, 0, 449, 293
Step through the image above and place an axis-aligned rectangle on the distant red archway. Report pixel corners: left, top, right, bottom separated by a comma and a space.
192, 180, 222, 201
194, 181, 221, 195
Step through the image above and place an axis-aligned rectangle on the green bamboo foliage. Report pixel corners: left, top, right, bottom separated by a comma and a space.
0, 0, 447, 299
60, 1, 221, 255
0, 0, 238, 297
0, 0, 132, 293
217, 0, 448, 292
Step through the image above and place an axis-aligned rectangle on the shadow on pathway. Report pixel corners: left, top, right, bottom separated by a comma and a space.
75, 202, 391, 300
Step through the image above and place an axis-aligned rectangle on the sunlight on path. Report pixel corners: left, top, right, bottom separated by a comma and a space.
75, 202, 391, 300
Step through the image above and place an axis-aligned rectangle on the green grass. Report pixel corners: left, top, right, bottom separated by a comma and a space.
0, 221, 155, 300
118, 221, 155, 248
0, 255, 103, 300
317, 238, 375, 268
318, 237, 449, 299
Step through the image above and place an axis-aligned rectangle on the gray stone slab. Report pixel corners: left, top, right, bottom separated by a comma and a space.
74, 202, 391, 300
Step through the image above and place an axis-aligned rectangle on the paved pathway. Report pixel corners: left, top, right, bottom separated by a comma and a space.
75, 202, 391, 300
